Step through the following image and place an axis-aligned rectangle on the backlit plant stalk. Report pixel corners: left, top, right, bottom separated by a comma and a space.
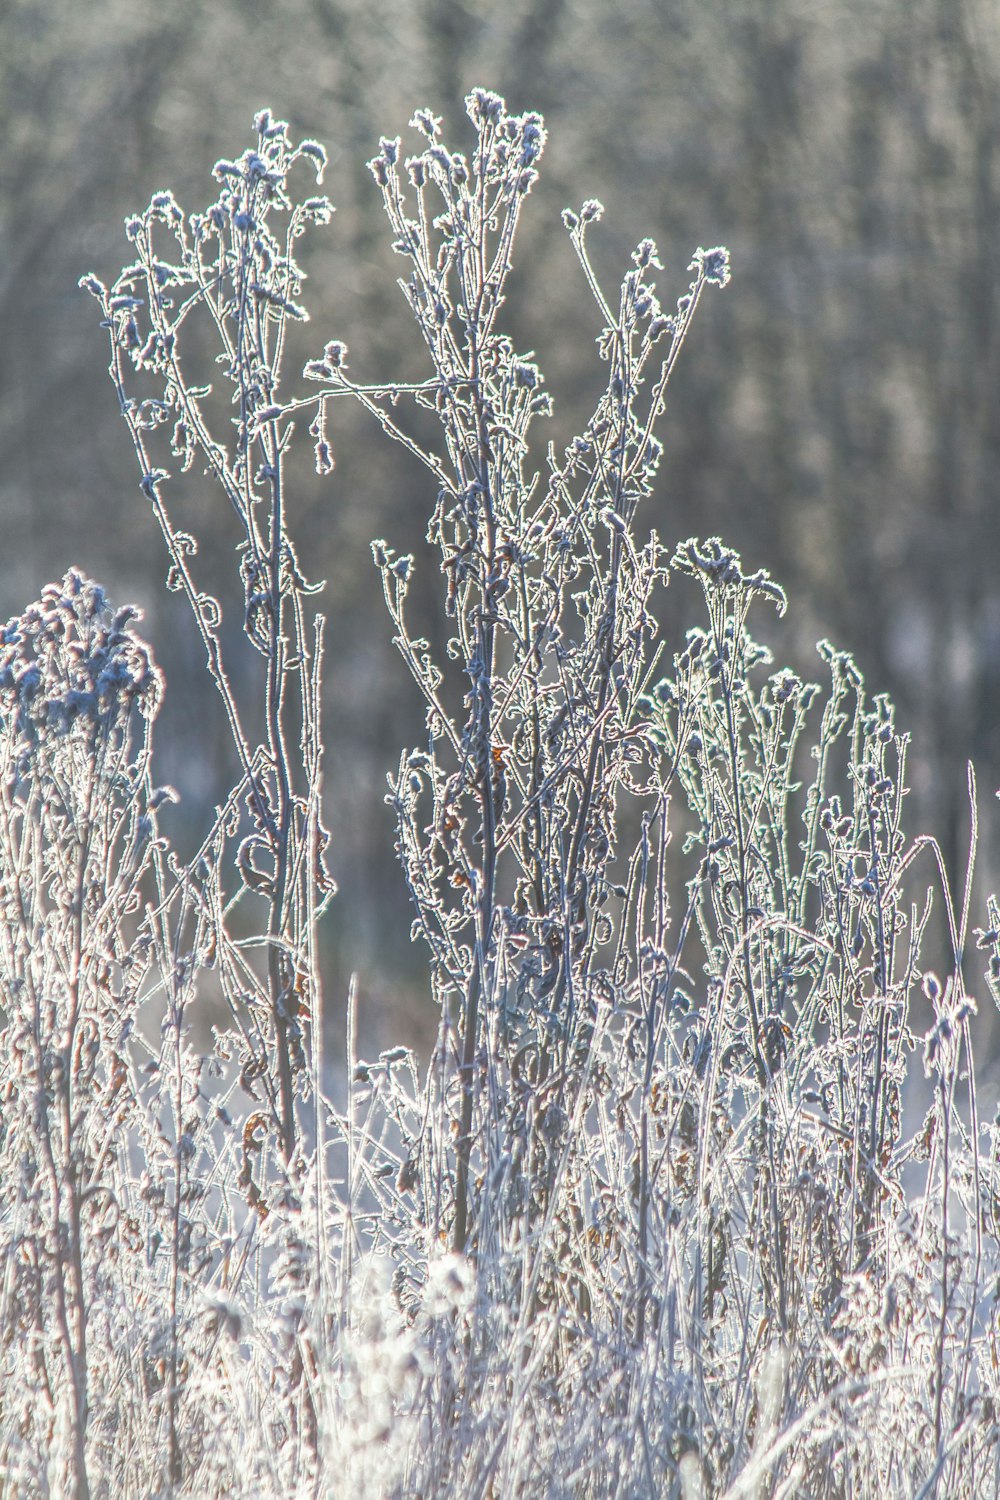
82, 112, 335, 1159
305, 90, 731, 1256
0, 574, 165, 1499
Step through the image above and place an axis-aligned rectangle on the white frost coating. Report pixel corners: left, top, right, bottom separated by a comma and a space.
679, 1452, 705, 1500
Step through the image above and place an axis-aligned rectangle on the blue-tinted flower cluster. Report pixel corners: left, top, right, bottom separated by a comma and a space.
0, 571, 162, 754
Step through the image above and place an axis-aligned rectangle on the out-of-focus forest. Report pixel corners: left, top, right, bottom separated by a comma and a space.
2, 0, 999, 1062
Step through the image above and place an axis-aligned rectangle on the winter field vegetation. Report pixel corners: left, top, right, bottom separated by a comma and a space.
1, 90, 999, 1497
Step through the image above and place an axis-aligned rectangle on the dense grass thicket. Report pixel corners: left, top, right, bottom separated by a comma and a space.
2, 91, 999, 1498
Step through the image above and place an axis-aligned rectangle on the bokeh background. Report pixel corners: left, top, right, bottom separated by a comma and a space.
3, 0, 999, 1066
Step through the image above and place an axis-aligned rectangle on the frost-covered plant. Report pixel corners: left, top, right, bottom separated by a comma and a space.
2, 113, 339, 1499
307, 93, 1000, 1497
0, 574, 165, 1499
0, 88, 998, 1500
80, 109, 336, 1162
